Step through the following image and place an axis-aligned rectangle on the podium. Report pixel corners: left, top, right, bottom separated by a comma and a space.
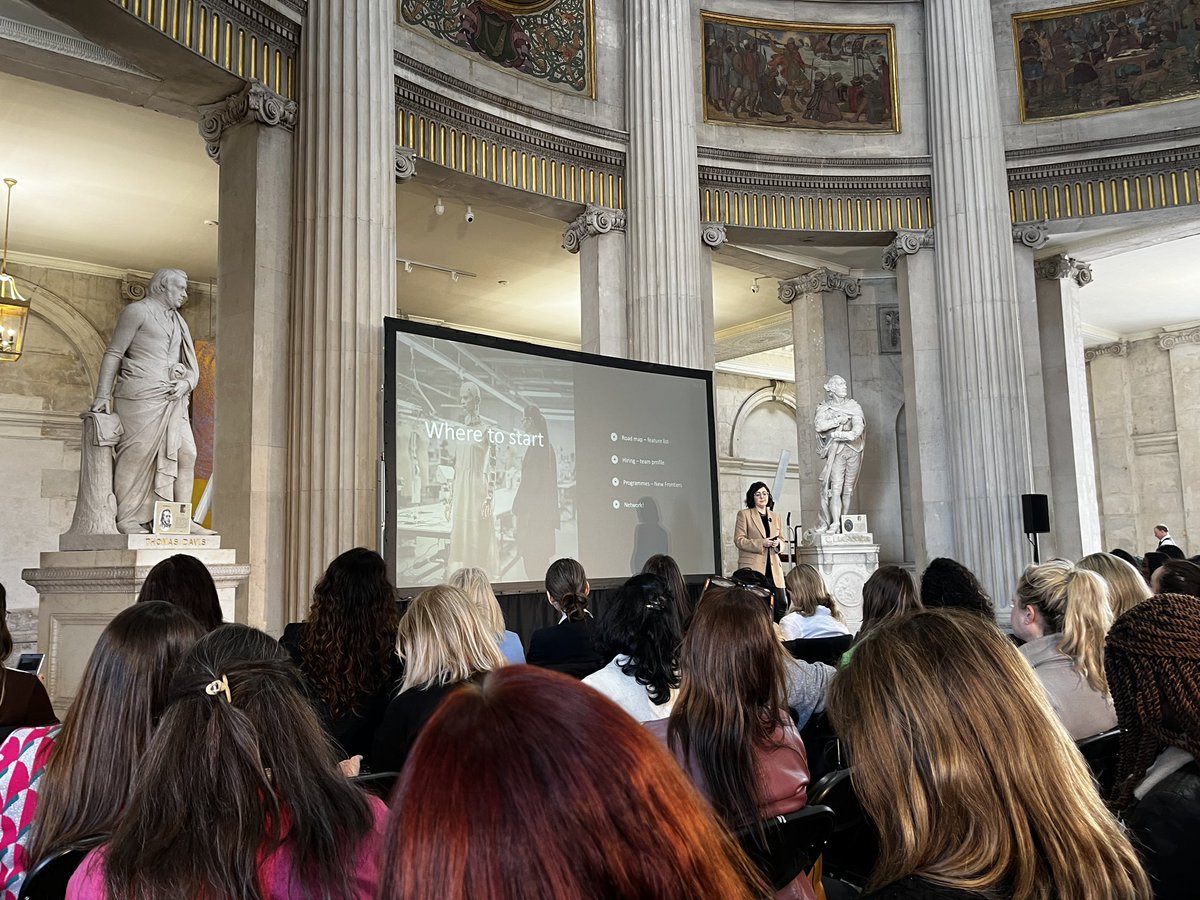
794, 531, 880, 633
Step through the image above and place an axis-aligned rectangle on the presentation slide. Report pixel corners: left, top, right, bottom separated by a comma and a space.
383, 318, 720, 590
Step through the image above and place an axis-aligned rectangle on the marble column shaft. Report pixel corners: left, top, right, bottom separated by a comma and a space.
698, 223, 726, 371
287, 0, 396, 617
564, 205, 627, 357
1085, 344, 1137, 550
1161, 330, 1200, 548
925, 0, 1035, 605
625, 0, 705, 368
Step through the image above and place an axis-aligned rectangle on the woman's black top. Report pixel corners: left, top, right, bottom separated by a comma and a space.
370, 676, 482, 773
526, 617, 605, 680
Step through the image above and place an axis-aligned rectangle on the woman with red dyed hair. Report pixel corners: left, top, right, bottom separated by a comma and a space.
378, 665, 765, 899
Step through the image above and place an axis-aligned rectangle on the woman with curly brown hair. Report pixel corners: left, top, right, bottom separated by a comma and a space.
280, 547, 402, 763
1106, 593, 1200, 900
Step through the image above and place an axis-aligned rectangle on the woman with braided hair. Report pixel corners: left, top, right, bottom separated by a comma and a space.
1011, 560, 1117, 739
1106, 593, 1200, 900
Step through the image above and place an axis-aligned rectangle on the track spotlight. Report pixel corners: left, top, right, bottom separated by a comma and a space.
403, 260, 413, 273
451, 270, 460, 282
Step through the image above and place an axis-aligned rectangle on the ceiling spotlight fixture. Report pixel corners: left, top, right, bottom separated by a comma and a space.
450, 270, 460, 283
464, 204, 475, 224
403, 261, 413, 273
434, 197, 445, 216
203, 219, 219, 227
750, 276, 767, 294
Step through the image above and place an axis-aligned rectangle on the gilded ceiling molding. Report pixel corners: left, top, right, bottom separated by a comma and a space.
1159, 328, 1200, 351
1012, 220, 1049, 250
1084, 341, 1128, 362
198, 80, 298, 163
778, 268, 862, 304
562, 205, 626, 253
1034, 255, 1092, 287
882, 227, 934, 270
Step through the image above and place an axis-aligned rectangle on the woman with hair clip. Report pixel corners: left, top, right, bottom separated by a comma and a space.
448, 566, 524, 663
136, 554, 223, 631
583, 572, 681, 722
641, 553, 693, 628
280, 547, 403, 763
1106, 593, 1200, 899
1011, 559, 1117, 739
1077, 551, 1152, 618
378, 665, 767, 900
66, 623, 387, 900
526, 558, 604, 679
25, 603, 203, 889
648, 584, 816, 900
371, 584, 506, 773
827, 609, 1149, 899
780, 563, 850, 640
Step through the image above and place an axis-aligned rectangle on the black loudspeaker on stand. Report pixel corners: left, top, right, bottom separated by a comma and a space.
1021, 494, 1050, 563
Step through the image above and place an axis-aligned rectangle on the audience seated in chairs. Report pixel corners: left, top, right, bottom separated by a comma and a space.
448, 566, 525, 663
377, 665, 767, 899
525, 558, 604, 679
0, 582, 56, 733
1011, 560, 1117, 740
1077, 551, 1152, 618
647, 583, 817, 900
641, 553, 694, 629
24, 603, 203, 897
65, 623, 387, 899
1106, 592, 1200, 900
136, 554, 223, 631
779, 565, 850, 641
1149, 558, 1200, 597
371, 584, 505, 773
842, 566, 921, 666
583, 572, 681, 722
826, 609, 1149, 899
280, 547, 403, 764
917, 557, 994, 620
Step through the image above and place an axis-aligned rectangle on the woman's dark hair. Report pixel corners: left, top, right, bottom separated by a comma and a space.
642, 554, 692, 626
28, 602, 204, 865
668, 586, 791, 832
1155, 559, 1200, 597
0, 581, 11, 663
744, 481, 773, 509
545, 558, 589, 621
103, 624, 376, 900
1159, 543, 1186, 561
593, 573, 681, 705
861, 565, 921, 633
1111, 548, 1138, 568
137, 554, 223, 631
299, 547, 400, 719
919, 557, 994, 619
1142, 551, 1167, 581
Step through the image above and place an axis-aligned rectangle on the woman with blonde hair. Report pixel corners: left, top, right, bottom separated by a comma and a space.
448, 566, 524, 663
1077, 551, 1152, 619
826, 609, 1149, 899
370, 584, 505, 772
780, 564, 849, 640
1011, 559, 1116, 739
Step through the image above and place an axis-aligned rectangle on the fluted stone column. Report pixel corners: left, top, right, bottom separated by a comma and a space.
698, 223, 726, 370
626, 0, 705, 368
925, 0, 1035, 605
1085, 341, 1135, 549
780, 269, 861, 528
199, 81, 297, 630
564, 205, 626, 357
883, 229, 954, 564
1034, 255, 1101, 561
1159, 328, 1200, 547
287, 0, 395, 618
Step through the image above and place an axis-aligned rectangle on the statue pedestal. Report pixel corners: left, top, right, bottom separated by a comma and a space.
795, 532, 880, 633
21, 534, 250, 714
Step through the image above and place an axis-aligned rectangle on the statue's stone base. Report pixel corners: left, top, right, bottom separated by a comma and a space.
21, 535, 249, 714
795, 532, 880, 633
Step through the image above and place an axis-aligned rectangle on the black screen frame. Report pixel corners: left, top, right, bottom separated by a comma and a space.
382, 316, 722, 596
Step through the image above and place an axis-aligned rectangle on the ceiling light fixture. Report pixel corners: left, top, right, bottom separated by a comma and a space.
450, 270, 460, 282
396, 258, 478, 282
0, 178, 30, 362
464, 204, 475, 224
750, 276, 767, 294
403, 261, 413, 273
434, 197, 445, 216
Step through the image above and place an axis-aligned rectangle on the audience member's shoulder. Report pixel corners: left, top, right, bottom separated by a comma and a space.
279, 621, 305, 652
863, 877, 993, 899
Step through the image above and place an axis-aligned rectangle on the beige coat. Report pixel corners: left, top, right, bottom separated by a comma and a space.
734, 506, 785, 587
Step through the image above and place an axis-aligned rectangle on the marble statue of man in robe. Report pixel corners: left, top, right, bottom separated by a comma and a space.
815, 374, 866, 533
90, 268, 211, 534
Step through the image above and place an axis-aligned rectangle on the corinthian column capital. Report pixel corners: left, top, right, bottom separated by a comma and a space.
562, 205, 627, 253
1035, 254, 1092, 287
198, 80, 298, 163
882, 228, 935, 270
778, 268, 862, 304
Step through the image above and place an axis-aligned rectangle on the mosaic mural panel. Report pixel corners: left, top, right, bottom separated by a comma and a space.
701, 13, 899, 133
1013, 0, 1200, 121
401, 0, 592, 96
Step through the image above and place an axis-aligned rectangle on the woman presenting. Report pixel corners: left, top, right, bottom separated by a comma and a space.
734, 482, 785, 598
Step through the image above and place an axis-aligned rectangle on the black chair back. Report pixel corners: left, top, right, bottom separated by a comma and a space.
799, 710, 845, 782
19, 836, 105, 900
734, 805, 834, 891
352, 770, 401, 801
782, 634, 853, 666
1077, 727, 1121, 796
808, 768, 878, 888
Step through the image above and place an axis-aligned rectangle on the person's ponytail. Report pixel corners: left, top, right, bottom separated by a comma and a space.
1057, 568, 1113, 696
558, 591, 589, 621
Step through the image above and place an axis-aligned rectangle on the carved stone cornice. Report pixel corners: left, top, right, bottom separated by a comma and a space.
700, 222, 727, 250
21, 564, 251, 594
1012, 221, 1050, 250
882, 228, 934, 270
198, 80, 298, 163
562, 205, 626, 253
1159, 327, 1200, 351
778, 268, 862, 304
0, 16, 150, 76
394, 149, 417, 182
1084, 341, 1128, 362
1035, 255, 1092, 286
1006, 127, 1200, 162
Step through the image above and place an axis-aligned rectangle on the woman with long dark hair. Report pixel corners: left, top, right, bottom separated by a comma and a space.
651, 584, 815, 899
0, 581, 56, 730
136, 554, 223, 631
280, 547, 402, 761
28, 603, 203, 870
67, 624, 387, 899
526, 558, 604, 679
641, 553, 693, 627
583, 572, 681, 722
